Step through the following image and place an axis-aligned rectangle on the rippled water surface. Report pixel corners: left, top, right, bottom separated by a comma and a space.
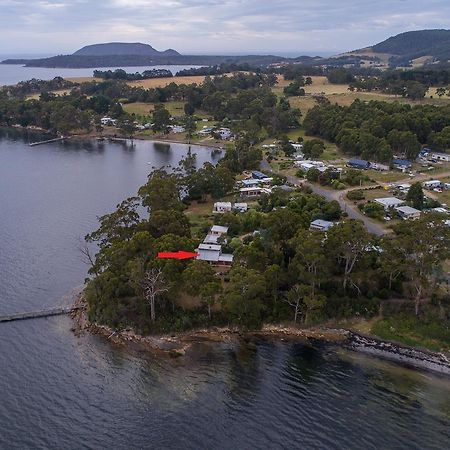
0, 129, 449, 449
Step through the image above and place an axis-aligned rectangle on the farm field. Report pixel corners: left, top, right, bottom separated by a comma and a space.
128, 75, 206, 89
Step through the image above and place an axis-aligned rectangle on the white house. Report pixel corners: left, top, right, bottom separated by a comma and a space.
196, 227, 234, 266
233, 203, 248, 213
396, 183, 411, 192
100, 117, 117, 126
423, 180, 442, 190
196, 243, 233, 266
240, 187, 272, 197
169, 125, 185, 134
430, 152, 450, 162
374, 197, 405, 210
210, 225, 229, 236
310, 219, 335, 232
395, 205, 421, 220
213, 202, 232, 214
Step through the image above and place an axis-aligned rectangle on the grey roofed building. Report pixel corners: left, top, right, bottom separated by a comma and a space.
196, 243, 233, 266
203, 234, 220, 244
197, 243, 222, 262
395, 205, 421, 220
211, 225, 229, 235
213, 201, 232, 213
310, 219, 335, 232
233, 202, 248, 212
374, 197, 405, 209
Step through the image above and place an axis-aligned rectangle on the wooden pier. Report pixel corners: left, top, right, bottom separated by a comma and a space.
29, 137, 68, 147
0, 306, 80, 323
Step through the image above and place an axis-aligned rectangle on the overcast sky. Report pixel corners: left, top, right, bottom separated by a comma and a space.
1, 0, 450, 56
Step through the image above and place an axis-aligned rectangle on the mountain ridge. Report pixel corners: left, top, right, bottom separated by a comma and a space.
73, 42, 180, 57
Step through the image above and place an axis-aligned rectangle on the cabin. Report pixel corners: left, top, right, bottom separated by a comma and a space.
374, 197, 405, 210
213, 202, 232, 214
210, 225, 229, 236
395, 205, 421, 220
310, 219, 335, 232
233, 203, 248, 213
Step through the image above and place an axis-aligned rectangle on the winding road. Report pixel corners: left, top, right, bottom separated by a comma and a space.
261, 158, 450, 236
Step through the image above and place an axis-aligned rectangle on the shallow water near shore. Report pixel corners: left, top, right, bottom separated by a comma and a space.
0, 129, 449, 449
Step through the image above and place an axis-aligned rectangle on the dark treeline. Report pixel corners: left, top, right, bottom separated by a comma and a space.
83, 156, 450, 336
175, 63, 262, 76
348, 69, 450, 99
1, 77, 75, 97
0, 72, 299, 140
93, 68, 173, 81
303, 99, 450, 162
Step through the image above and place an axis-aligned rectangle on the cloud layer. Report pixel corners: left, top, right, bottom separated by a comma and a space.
1, 0, 450, 55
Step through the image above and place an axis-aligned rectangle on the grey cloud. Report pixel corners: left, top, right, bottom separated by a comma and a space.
1, 0, 450, 54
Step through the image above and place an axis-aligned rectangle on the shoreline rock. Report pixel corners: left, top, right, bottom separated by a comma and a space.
345, 331, 450, 375
72, 296, 450, 376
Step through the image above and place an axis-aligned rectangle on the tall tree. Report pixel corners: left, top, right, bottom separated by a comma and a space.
325, 220, 372, 292
406, 182, 424, 210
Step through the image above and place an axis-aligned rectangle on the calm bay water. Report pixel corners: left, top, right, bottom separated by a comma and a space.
0, 63, 200, 86
0, 129, 449, 449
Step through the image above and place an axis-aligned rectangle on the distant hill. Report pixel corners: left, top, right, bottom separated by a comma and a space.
346, 29, 450, 67
73, 42, 180, 57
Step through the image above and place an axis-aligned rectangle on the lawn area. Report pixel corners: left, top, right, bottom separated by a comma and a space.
371, 314, 450, 352
185, 199, 215, 239
273, 75, 450, 114
433, 188, 450, 207
358, 187, 391, 202
366, 170, 410, 183
123, 101, 187, 117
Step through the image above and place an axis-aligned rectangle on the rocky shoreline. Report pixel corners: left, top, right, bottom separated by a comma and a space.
71, 296, 450, 375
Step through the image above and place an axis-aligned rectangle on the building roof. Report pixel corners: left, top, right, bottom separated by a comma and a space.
311, 219, 334, 228
396, 206, 421, 215
393, 158, 412, 167
234, 202, 248, 208
348, 159, 369, 167
197, 249, 221, 262
432, 207, 448, 214
203, 234, 220, 244
431, 152, 450, 158
241, 179, 262, 187
214, 202, 232, 208
211, 225, 229, 234
218, 254, 234, 263
251, 170, 269, 179
310, 219, 334, 230
374, 197, 404, 208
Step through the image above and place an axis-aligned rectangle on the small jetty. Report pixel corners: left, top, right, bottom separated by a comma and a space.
0, 306, 80, 324
29, 137, 68, 147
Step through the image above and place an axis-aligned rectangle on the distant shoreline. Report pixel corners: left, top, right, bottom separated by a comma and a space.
6, 125, 227, 150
